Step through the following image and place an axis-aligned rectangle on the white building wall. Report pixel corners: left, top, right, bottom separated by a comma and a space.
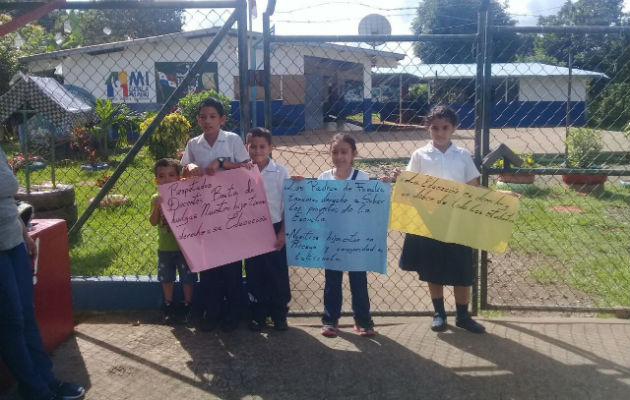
24, 35, 393, 104
519, 76, 587, 102
53, 36, 239, 103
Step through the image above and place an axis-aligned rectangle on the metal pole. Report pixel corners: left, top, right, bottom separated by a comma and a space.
566, 50, 573, 164
270, 34, 477, 43
50, 129, 56, 188
263, 10, 273, 130
398, 74, 403, 124
69, 9, 240, 236
474, 7, 485, 166
249, 0, 257, 128
482, 8, 492, 159
0, 1, 241, 10
477, 0, 490, 314
237, 0, 250, 137
22, 108, 30, 194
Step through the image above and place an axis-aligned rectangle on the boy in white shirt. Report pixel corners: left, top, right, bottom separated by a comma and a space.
180, 97, 251, 332
244, 127, 291, 331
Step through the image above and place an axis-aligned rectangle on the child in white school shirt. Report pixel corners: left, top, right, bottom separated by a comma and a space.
394, 105, 486, 334
243, 127, 291, 332
179, 97, 251, 332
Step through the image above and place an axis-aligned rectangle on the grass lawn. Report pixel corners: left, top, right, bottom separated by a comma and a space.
4, 143, 159, 277
503, 182, 630, 307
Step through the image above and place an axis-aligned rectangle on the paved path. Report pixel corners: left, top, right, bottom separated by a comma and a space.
2, 315, 628, 399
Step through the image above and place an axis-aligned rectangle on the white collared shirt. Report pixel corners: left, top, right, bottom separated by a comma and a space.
180, 130, 249, 170
406, 142, 480, 183
260, 159, 290, 223
318, 168, 369, 181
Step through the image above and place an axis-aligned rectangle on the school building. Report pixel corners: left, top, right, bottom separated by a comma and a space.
19, 27, 404, 135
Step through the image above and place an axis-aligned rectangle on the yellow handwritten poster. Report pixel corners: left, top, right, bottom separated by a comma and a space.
389, 171, 519, 253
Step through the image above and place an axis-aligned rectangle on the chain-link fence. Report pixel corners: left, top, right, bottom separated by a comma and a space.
1, 2, 628, 315
263, 11, 630, 314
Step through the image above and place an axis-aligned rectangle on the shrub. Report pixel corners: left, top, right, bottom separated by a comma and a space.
589, 82, 630, 131
407, 83, 428, 103
566, 127, 603, 168
177, 90, 234, 136
140, 112, 191, 159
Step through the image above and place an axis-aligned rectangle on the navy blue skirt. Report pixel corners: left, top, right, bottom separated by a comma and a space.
399, 233, 474, 286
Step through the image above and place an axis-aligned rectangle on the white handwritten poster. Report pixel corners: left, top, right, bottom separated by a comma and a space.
158, 168, 276, 272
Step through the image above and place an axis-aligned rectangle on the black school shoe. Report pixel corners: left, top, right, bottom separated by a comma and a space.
248, 319, 267, 332
161, 302, 175, 325
455, 317, 486, 333
52, 381, 85, 399
273, 318, 289, 331
431, 313, 447, 332
198, 311, 218, 332
178, 302, 193, 324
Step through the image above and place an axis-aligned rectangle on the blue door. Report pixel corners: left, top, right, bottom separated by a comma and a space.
305, 74, 324, 130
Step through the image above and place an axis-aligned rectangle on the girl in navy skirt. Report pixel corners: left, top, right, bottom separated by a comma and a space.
395, 105, 485, 333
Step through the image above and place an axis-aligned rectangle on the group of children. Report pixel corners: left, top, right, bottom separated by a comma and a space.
150, 98, 485, 337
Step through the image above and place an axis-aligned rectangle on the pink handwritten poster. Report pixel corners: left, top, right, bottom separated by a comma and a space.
158, 167, 276, 272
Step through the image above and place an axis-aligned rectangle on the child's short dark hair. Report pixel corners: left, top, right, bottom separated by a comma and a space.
425, 105, 459, 126
330, 133, 357, 153
153, 158, 181, 176
246, 127, 273, 145
198, 97, 225, 116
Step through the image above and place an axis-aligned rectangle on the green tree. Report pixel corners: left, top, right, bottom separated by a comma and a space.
49, 8, 184, 47
532, 0, 629, 129
411, 0, 521, 63
534, 0, 628, 79
0, 14, 56, 94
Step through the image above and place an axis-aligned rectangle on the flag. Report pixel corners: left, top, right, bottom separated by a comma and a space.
249, 0, 257, 19
158, 72, 177, 88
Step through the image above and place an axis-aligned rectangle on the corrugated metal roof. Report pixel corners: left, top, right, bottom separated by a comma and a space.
375, 62, 609, 79
19, 27, 404, 64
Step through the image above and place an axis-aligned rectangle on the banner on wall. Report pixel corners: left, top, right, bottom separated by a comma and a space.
105, 71, 151, 102
283, 179, 391, 274
389, 171, 519, 253
155, 62, 219, 103
158, 168, 276, 272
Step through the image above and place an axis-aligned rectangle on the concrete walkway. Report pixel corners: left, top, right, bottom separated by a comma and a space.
2, 315, 628, 399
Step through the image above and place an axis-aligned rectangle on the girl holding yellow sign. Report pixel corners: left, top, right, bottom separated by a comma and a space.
395, 105, 486, 334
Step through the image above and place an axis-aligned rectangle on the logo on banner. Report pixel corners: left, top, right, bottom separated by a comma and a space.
106, 71, 150, 100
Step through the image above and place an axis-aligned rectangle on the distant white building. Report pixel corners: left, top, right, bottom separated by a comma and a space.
373, 63, 609, 128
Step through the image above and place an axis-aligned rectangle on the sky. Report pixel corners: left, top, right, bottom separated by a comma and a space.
248, 0, 630, 34
224, 0, 628, 64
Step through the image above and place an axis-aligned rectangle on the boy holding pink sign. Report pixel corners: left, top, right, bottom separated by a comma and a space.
180, 97, 251, 332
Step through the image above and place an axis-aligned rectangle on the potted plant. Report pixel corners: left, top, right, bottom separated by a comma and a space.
496, 152, 537, 184
562, 127, 607, 189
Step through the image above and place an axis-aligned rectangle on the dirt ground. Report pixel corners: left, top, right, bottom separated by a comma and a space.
271, 126, 630, 177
